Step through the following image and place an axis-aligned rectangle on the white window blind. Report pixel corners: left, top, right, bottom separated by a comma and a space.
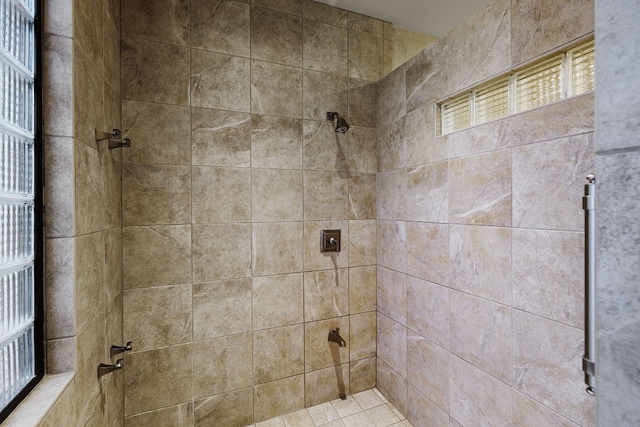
0, 0, 37, 412
570, 40, 595, 96
475, 78, 510, 125
441, 95, 470, 135
515, 55, 563, 112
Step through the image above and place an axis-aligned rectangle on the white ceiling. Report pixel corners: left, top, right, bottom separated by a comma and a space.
315, 0, 493, 37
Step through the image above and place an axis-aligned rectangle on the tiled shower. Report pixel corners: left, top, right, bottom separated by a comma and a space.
34, 0, 603, 426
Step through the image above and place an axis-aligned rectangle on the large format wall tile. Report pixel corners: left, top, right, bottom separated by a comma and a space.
350, 357, 376, 394
513, 390, 580, 427
303, 0, 347, 27
43, 35, 72, 138
124, 403, 194, 427
252, 6, 302, 66
251, 60, 303, 117
304, 268, 349, 321
252, 273, 304, 330
348, 30, 383, 81
404, 106, 446, 167
349, 265, 376, 314
304, 171, 349, 220
512, 134, 594, 231
255, 375, 306, 422
194, 387, 254, 427
349, 173, 376, 220
253, 222, 304, 275
406, 276, 449, 350
347, 125, 377, 172
405, 39, 448, 112
191, 50, 251, 112
191, 0, 250, 56
348, 220, 376, 267
407, 222, 449, 286
511, 0, 594, 65
348, 79, 377, 128
45, 238, 75, 339
447, 118, 511, 159
253, 325, 304, 383
513, 229, 584, 328
303, 120, 348, 171
377, 220, 406, 273
121, 37, 189, 105
191, 108, 251, 167
377, 169, 406, 220
251, 115, 302, 169
448, 149, 512, 226
305, 364, 350, 407
377, 117, 406, 171
193, 223, 251, 280
303, 20, 347, 76
377, 313, 406, 377
305, 317, 349, 371
254, 0, 302, 16
192, 166, 251, 223
121, 0, 189, 45
73, 44, 103, 145
407, 332, 449, 412
74, 233, 105, 330
377, 67, 405, 126
192, 278, 252, 340
376, 358, 407, 415
407, 385, 449, 427
303, 70, 348, 121
377, 266, 406, 325
407, 162, 448, 222
350, 311, 376, 361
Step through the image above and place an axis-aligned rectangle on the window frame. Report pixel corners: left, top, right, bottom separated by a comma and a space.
0, 0, 44, 421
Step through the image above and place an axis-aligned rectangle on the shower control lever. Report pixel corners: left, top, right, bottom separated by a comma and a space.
110, 341, 133, 357
98, 359, 124, 378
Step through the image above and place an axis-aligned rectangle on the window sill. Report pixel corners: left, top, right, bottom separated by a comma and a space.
2, 373, 74, 427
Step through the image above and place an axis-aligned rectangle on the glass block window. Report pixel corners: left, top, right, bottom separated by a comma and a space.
475, 77, 510, 125
515, 55, 563, 112
0, 0, 38, 415
570, 40, 595, 96
441, 95, 471, 135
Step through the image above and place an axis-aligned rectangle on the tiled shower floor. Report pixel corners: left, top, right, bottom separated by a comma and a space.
245, 389, 414, 427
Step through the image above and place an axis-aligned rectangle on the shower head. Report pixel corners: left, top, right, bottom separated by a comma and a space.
326, 112, 350, 133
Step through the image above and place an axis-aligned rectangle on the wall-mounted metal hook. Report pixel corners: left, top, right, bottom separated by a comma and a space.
97, 359, 124, 378
109, 138, 131, 150
95, 128, 131, 150
110, 341, 133, 358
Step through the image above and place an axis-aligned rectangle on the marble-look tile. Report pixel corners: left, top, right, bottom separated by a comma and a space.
348, 79, 377, 128
191, 0, 250, 56
377, 313, 406, 377
513, 310, 594, 426
122, 100, 190, 165
255, 376, 306, 422
305, 317, 349, 371
352, 388, 384, 410
349, 173, 376, 220
303, 20, 348, 76
304, 220, 349, 270
303, 70, 348, 121
511, 93, 594, 147
194, 388, 254, 427
103, 1, 121, 94
191, 50, 251, 112
445, 0, 510, 94
377, 169, 406, 221
303, 120, 348, 171
406, 333, 449, 411
331, 395, 363, 419
377, 266, 406, 325
252, 6, 302, 66
74, 311, 105, 422
406, 222, 449, 286
123, 226, 191, 289
365, 404, 401, 426
447, 118, 511, 159
253, 273, 303, 329
450, 290, 512, 384
406, 162, 448, 222
376, 358, 408, 415
44, 0, 72, 37
513, 229, 583, 328
347, 125, 376, 173
121, 37, 189, 105
511, 0, 594, 65
303, 0, 347, 27
347, 12, 383, 37
45, 238, 75, 339
121, 0, 188, 45
305, 365, 350, 408
406, 276, 449, 350
513, 390, 580, 427
252, 60, 303, 118
304, 171, 349, 220
349, 357, 376, 394
193, 278, 252, 340
596, 149, 640, 426
191, 108, 251, 167
348, 220, 376, 267
377, 67, 405, 126
192, 166, 251, 223
122, 163, 191, 226
377, 117, 406, 171
349, 311, 376, 361
449, 225, 511, 305
193, 333, 252, 397
252, 115, 302, 169
407, 385, 449, 427
35, 377, 75, 427
46, 337, 76, 374
253, 0, 302, 15
193, 223, 251, 280
406, 40, 448, 112
513, 134, 595, 231
347, 265, 375, 314
304, 269, 349, 321
73, 0, 102, 70
124, 344, 193, 417
254, 325, 304, 383
253, 222, 303, 275
348, 31, 383, 81
448, 149, 511, 226
450, 356, 512, 427
124, 403, 194, 427
74, 232, 105, 330
73, 43, 104, 145
123, 285, 192, 351
43, 35, 72, 138
377, 220, 406, 273
404, 105, 446, 167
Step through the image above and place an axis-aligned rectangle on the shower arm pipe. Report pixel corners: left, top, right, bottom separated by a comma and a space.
583, 174, 596, 396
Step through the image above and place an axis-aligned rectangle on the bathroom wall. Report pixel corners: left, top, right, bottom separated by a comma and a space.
375, 0, 596, 426
382, 24, 437, 76
39, 0, 124, 425
118, 0, 379, 425
595, 0, 640, 425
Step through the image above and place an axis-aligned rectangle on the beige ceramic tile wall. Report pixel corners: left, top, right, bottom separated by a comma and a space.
41, 0, 124, 425
119, 0, 378, 425
376, 0, 596, 426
